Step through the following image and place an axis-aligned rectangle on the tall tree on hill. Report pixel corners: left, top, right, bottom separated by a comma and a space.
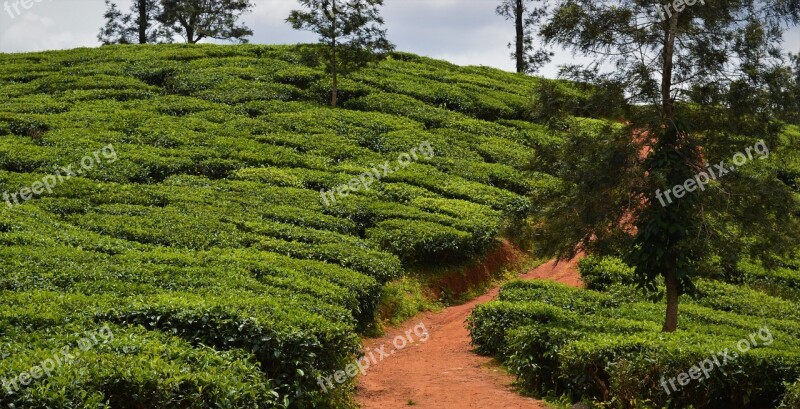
531, 0, 800, 332
158, 0, 254, 44
495, 0, 551, 73
288, 0, 394, 107
98, 0, 173, 45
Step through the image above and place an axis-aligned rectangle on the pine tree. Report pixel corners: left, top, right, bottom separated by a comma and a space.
288, 0, 394, 107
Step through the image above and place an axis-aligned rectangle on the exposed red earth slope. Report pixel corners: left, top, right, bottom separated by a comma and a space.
356, 257, 582, 409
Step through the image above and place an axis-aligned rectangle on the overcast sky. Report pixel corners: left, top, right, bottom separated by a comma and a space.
0, 0, 798, 78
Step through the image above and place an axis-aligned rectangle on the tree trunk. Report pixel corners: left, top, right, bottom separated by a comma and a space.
661, 14, 678, 124
332, 48, 338, 107
331, 0, 338, 107
661, 14, 680, 333
137, 0, 148, 44
663, 268, 679, 332
186, 11, 198, 44
515, 0, 525, 73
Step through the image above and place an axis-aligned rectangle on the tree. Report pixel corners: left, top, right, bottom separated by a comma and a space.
495, 0, 551, 74
531, 0, 800, 332
98, 0, 173, 45
158, 0, 254, 44
288, 0, 394, 107
773, 53, 800, 124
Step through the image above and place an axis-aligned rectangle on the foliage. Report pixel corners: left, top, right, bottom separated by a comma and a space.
98, 0, 173, 45
0, 43, 561, 407
288, 0, 394, 106
99, 0, 253, 45
781, 380, 800, 408
578, 255, 636, 291
377, 277, 439, 325
469, 272, 800, 408
159, 0, 254, 44
366, 219, 478, 263
532, 0, 800, 331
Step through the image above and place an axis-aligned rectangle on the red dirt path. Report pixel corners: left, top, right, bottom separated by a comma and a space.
356, 257, 582, 409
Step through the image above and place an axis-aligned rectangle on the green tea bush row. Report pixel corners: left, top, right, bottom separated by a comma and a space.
578, 255, 637, 291
738, 258, 800, 295
0, 326, 280, 409
97, 292, 360, 406
255, 237, 402, 282
0, 288, 359, 407
366, 219, 476, 263
470, 278, 800, 408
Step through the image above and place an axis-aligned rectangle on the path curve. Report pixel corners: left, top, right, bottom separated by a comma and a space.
356, 258, 582, 409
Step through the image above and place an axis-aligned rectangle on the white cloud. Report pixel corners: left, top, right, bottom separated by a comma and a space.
0, 12, 87, 52
0, 0, 105, 52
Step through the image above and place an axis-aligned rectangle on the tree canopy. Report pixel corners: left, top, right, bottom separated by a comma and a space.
288, 0, 394, 106
98, 0, 253, 45
98, 0, 172, 45
531, 0, 800, 331
159, 0, 254, 44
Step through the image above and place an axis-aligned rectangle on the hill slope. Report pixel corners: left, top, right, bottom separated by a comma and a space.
0, 44, 605, 407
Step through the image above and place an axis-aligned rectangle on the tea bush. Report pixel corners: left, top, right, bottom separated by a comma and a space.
470, 258, 800, 408
782, 380, 800, 408
578, 255, 636, 291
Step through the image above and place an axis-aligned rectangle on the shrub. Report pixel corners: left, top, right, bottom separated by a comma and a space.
578, 256, 636, 291
782, 380, 800, 408
97, 292, 360, 406
476, 136, 534, 167
470, 277, 800, 408
366, 219, 476, 263
0, 326, 280, 409
231, 166, 305, 187
468, 301, 575, 358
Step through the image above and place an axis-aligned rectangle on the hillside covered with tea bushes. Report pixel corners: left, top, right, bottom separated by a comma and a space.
0, 44, 614, 407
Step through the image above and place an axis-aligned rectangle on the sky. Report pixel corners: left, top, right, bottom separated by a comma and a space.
0, 0, 798, 79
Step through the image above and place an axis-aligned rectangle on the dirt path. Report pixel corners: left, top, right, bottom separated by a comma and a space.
356, 258, 582, 409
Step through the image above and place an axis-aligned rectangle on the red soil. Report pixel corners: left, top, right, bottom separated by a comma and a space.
356, 257, 583, 409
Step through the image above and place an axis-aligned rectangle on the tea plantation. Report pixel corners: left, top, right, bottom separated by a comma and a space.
0, 44, 600, 408
469, 253, 800, 408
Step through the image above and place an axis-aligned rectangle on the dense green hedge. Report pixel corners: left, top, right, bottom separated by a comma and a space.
367, 219, 477, 263
0, 326, 280, 409
578, 255, 636, 291
470, 266, 800, 408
